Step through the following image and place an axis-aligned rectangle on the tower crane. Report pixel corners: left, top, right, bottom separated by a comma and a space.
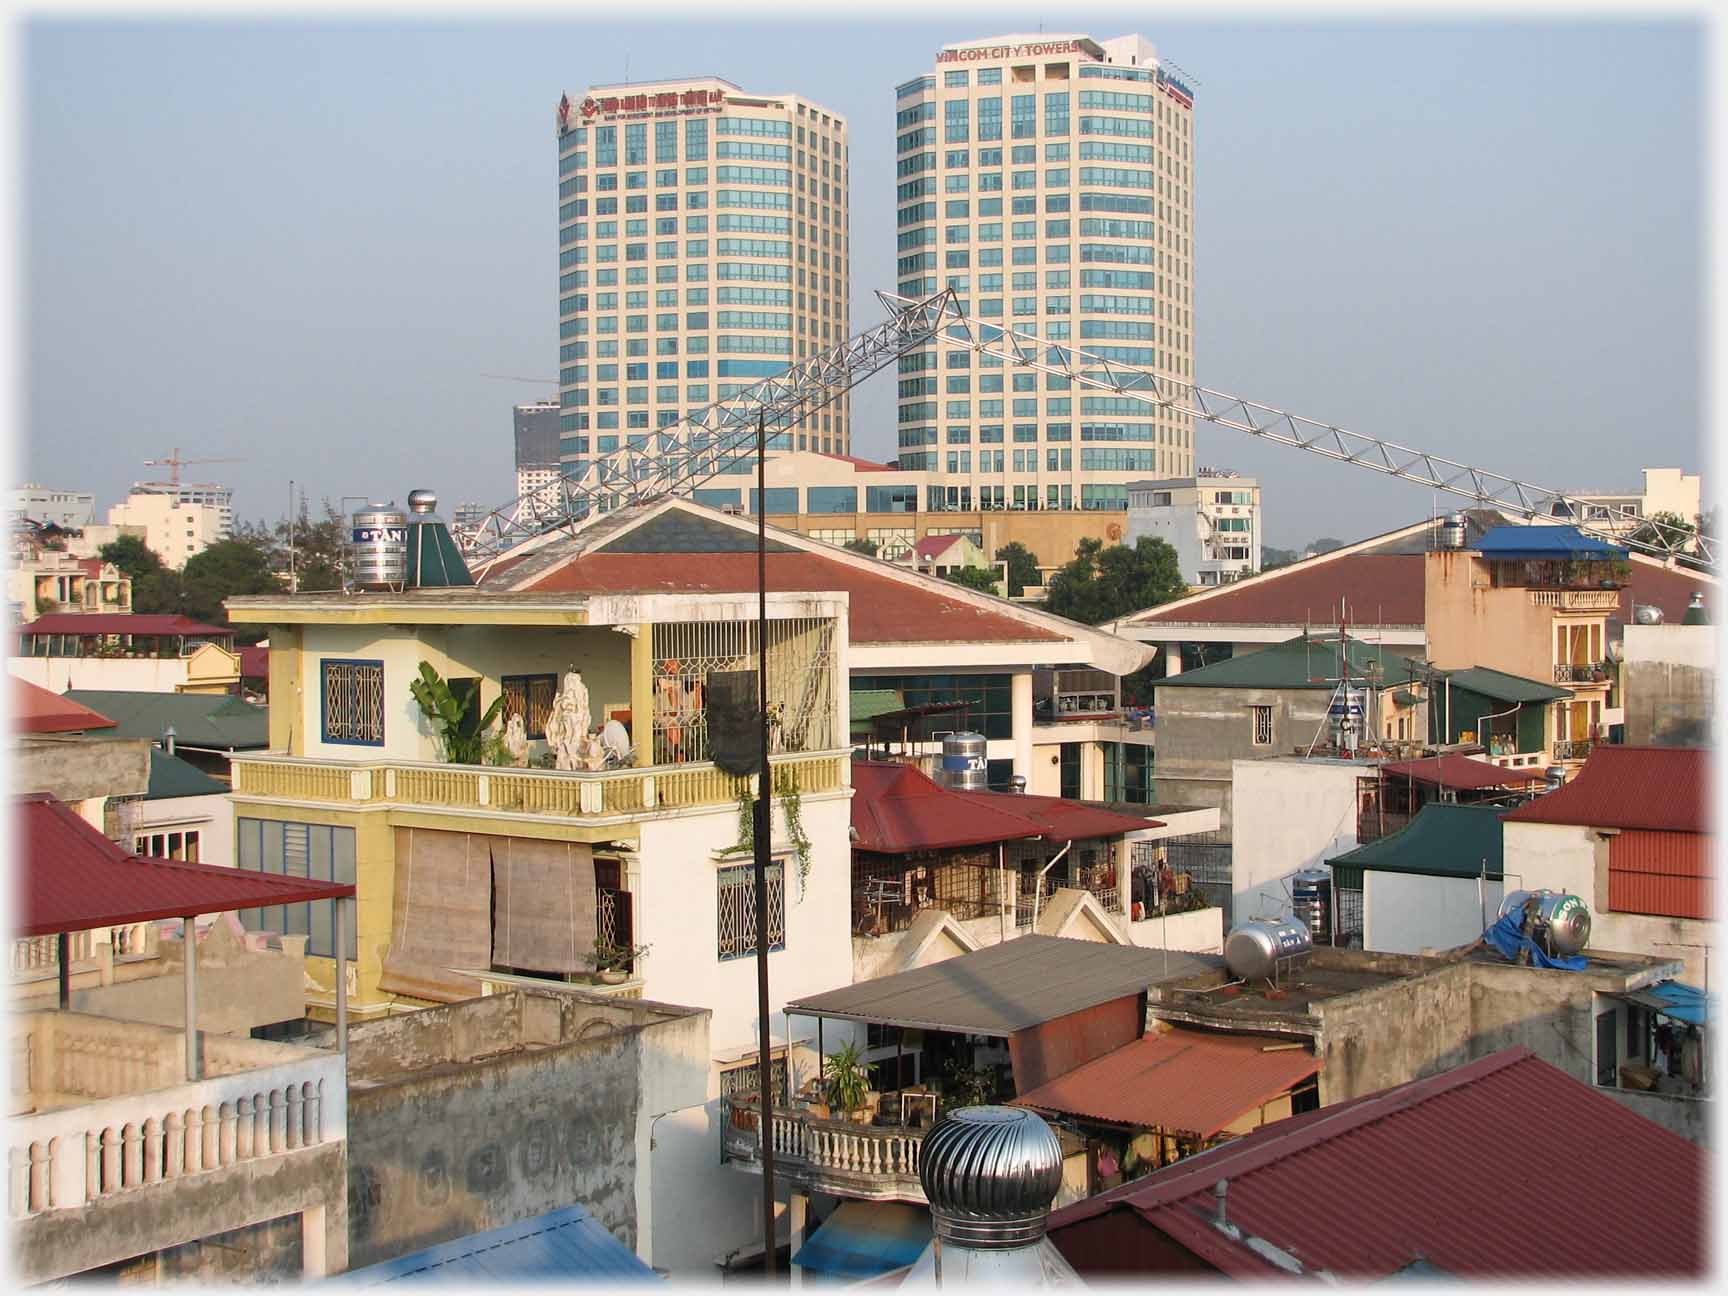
458, 288, 1712, 572
141, 448, 246, 486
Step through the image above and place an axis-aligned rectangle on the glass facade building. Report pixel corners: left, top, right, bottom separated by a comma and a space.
554, 77, 851, 480
894, 34, 1196, 514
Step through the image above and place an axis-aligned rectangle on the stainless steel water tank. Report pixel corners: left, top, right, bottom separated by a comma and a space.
1291, 868, 1333, 946
939, 731, 989, 791
1224, 919, 1314, 982
1440, 512, 1468, 549
351, 503, 407, 590
1498, 889, 1592, 957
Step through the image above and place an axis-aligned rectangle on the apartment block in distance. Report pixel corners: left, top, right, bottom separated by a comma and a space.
553, 77, 851, 480
513, 399, 563, 512
894, 33, 1195, 513
1126, 469, 1261, 586
107, 480, 235, 569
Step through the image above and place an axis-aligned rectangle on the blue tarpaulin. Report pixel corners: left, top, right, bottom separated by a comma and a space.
1481, 909, 1588, 970
792, 1201, 932, 1281
1633, 981, 1712, 1026
1473, 525, 1627, 561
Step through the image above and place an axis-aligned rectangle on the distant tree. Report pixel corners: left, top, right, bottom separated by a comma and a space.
994, 542, 1041, 598
100, 535, 184, 614
842, 537, 879, 557
1305, 537, 1344, 556
944, 566, 1002, 595
99, 534, 164, 582
1045, 536, 1186, 626
1630, 509, 1696, 553
1261, 545, 1300, 572
273, 499, 348, 591
179, 535, 280, 632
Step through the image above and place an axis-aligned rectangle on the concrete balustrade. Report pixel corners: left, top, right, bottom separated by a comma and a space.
721, 1096, 929, 1203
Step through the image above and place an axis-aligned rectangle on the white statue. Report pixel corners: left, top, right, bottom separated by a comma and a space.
577, 731, 608, 771
502, 714, 530, 768
543, 670, 593, 771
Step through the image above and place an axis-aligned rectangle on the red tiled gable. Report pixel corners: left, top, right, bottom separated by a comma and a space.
817, 453, 896, 473
1378, 753, 1545, 791
518, 552, 1062, 645
11, 679, 116, 734
1505, 745, 1708, 833
1014, 1029, 1320, 1139
1048, 1047, 1704, 1279
912, 534, 967, 562
16, 794, 354, 936
19, 613, 232, 638
237, 645, 270, 678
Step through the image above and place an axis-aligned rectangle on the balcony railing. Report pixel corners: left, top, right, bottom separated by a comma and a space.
12, 925, 161, 985
720, 1096, 927, 1203
1529, 589, 1622, 611
232, 749, 849, 819
1553, 662, 1613, 685
1553, 739, 1594, 761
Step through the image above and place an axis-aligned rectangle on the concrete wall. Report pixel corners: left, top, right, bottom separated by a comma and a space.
9, 655, 199, 693
1623, 623, 1715, 746
1230, 758, 1367, 921
13, 733, 152, 804
1153, 687, 1338, 834
1364, 871, 1504, 955
1308, 955, 1473, 1103
1600, 1086, 1710, 1146
1126, 904, 1223, 955
345, 989, 709, 1274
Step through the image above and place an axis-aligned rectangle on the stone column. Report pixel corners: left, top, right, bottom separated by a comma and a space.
631, 623, 655, 767
1011, 670, 1033, 786
787, 1192, 809, 1289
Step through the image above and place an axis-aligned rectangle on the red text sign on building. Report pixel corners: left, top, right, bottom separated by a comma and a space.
936, 39, 1084, 63
578, 88, 726, 121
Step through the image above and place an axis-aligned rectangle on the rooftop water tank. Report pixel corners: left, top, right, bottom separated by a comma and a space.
1439, 512, 1468, 549
938, 731, 989, 791
1498, 889, 1592, 958
351, 503, 408, 591
1291, 869, 1333, 946
1224, 918, 1314, 982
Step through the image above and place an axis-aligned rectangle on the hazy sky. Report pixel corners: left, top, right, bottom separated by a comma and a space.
20, 13, 1704, 548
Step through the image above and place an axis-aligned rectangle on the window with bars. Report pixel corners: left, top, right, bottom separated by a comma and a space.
321, 659, 384, 745
717, 861, 786, 961
1250, 705, 1273, 746
135, 830, 201, 862
652, 619, 837, 765
501, 673, 559, 739
719, 1054, 789, 1100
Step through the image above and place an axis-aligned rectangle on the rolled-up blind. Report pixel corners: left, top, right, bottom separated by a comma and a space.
379, 828, 493, 1003
493, 838, 596, 973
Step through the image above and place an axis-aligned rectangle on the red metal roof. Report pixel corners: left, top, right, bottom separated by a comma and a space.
1504, 745, 1708, 832
851, 761, 1162, 854
1378, 753, 1544, 791
18, 613, 232, 638
911, 534, 967, 562
816, 452, 897, 473
15, 795, 354, 936
237, 644, 270, 678
1049, 1047, 1704, 1279
1013, 1029, 1320, 1138
11, 679, 116, 734
518, 552, 1062, 645
1607, 830, 1708, 920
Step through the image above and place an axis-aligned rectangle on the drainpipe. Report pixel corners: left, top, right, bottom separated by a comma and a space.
1028, 840, 1072, 934
998, 842, 1008, 943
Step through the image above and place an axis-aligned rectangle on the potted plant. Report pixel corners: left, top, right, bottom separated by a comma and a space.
822, 1041, 874, 1123
409, 662, 505, 765
587, 939, 649, 984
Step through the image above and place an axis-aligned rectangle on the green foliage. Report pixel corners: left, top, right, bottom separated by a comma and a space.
822, 1041, 871, 1114
408, 661, 505, 764
994, 541, 1041, 597
99, 534, 163, 580
274, 499, 349, 592
180, 535, 280, 629
100, 535, 183, 615
587, 939, 650, 973
842, 537, 879, 557
1261, 545, 1300, 572
1306, 537, 1344, 556
941, 1056, 1001, 1108
1045, 536, 1186, 625
775, 765, 813, 901
1631, 510, 1697, 552
943, 565, 1002, 595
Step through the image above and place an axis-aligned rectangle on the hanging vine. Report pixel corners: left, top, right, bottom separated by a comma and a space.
725, 769, 814, 903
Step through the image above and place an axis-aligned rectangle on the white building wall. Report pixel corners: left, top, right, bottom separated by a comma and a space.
8, 655, 198, 693
1363, 871, 1503, 955
106, 491, 231, 570
1230, 758, 1366, 923
132, 792, 236, 869
9, 484, 97, 528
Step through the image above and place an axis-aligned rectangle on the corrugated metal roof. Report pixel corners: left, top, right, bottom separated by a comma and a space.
1608, 829, 1708, 919
1012, 1029, 1320, 1138
340, 1205, 655, 1284
1505, 745, 1707, 832
64, 690, 268, 750
11, 678, 116, 733
1327, 803, 1505, 880
1436, 666, 1572, 704
17, 794, 353, 936
792, 1201, 932, 1279
144, 748, 229, 800
1048, 1047, 1705, 1279
18, 613, 231, 637
1378, 752, 1546, 790
1154, 634, 1418, 690
785, 935, 1220, 1037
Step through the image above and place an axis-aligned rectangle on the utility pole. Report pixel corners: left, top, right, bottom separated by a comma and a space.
753, 411, 778, 1275
288, 480, 298, 594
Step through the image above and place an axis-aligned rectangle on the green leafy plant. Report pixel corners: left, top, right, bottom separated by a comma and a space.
775, 766, 813, 901
408, 661, 504, 764
941, 1057, 999, 1108
587, 939, 650, 974
822, 1041, 870, 1116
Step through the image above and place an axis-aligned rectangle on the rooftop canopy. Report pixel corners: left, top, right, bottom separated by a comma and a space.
1436, 665, 1572, 705
1327, 803, 1506, 881
341, 1204, 656, 1285
785, 935, 1219, 1037
1153, 633, 1418, 691
18, 613, 232, 638
16, 794, 353, 937
1377, 752, 1547, 790
1473, 524, 1628, 561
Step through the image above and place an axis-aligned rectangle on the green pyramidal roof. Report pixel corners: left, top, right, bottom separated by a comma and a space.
406, 518, 474, 588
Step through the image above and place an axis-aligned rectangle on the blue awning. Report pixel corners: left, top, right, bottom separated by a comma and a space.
792, 1201, 932, 1281
338, 1205, 656, 1284
1474, 525, 1628, 561
1624, 980, 1714, 1027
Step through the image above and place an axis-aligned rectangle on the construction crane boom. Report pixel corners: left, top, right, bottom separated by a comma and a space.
876, 292, 1713, 570
142, 447, 246, 487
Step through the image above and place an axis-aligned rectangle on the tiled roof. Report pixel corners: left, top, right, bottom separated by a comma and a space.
16, 794, 353, 936
1013, 1029, 1320, 1138
1048, 1047, 1705, 1279
1154, 634, 1418, 690
341, 1205, 656, 1284
1439, 665, 1571, 704
1505, 745, 1707, 833
11, 679, 116, 734
64, 690, 268, 751
1327, 803, 1505, 879
1377, 752, 1547, 790
19, 613, 232, 637
237, 644, 269, 678
516, 552, 1063, 645
850, 761, 1159, 854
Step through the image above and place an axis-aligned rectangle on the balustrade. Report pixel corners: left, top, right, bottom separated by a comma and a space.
720, 1097, 925, 1198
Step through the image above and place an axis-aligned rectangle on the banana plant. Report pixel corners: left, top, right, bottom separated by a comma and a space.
409, 661, 505, 765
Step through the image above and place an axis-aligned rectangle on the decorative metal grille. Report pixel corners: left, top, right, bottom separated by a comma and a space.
652, 618, 836, 765
1335, 886, 1365, 946
597, 885, 634, 968
1251, 705, 1273, 746
719, 1055, 788, 1100
502, 673, 559, 739
323, 660, 384, 744
716, 862, 786, 961
1163, 833, 1234, 926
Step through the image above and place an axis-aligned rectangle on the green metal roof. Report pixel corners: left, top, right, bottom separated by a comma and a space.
1326, 803, 1506, 880
1154, 634, 1419, 691
406, 519, 475, 588
848, 689, 905, 726
1439, 667, 1571, 704
145, 748, 230, 800
63, 690, 269, 751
